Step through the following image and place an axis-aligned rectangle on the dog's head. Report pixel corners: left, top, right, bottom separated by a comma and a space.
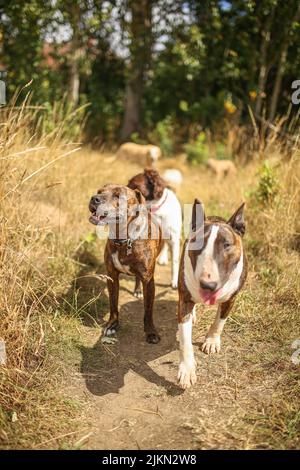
128, 168, 166, 201
188, 199, 245, 305
89, 184, 145, 226
148, 146, 161, 165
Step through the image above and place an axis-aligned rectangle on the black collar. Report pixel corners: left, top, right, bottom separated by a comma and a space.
112, 238, 133, 250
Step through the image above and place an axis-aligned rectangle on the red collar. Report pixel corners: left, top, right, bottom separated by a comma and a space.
150, 190, 168, 214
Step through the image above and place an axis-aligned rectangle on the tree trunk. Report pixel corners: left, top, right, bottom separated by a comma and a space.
268, 45, 288, 123
120, 0, 152, 142
268, 4, 300, 122
68, 4, 81, 106
120, 71, 143, 142
255, 7, 275, 117
69, 48, 80, 106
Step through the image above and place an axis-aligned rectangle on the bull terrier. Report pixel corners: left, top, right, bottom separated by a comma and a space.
177, 199, 247, 388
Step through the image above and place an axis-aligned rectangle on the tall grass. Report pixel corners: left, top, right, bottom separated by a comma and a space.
0, 94, 85, 449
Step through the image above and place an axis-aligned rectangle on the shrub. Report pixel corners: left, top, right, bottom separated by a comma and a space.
149, 115, 175, 156
130, 132, 146, 145
215, 141, 232, 160
184, 131, 209, 164
254, 161, 280, 206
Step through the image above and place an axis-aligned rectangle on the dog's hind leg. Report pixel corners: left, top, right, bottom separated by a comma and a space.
133, 276, 143, 299
142, 276, 160, 344
104, 270, 120, 336
201, 298, 234, 354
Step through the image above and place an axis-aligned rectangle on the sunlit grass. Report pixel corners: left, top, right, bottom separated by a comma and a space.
0, 96, 299, 448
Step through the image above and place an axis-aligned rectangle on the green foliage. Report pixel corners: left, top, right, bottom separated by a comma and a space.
149, 116, 175, 156
130, 132, 146, 145
215, 141, 232, 160
184, 132, 209, 165
1, 0, 300, 142
40, 99, 88, 141
253, 161, 280, 206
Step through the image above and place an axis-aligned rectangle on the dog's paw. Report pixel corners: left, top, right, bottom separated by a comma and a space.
101, 336, 118, 345
177, 361, 197, 389
146, 332, 161, 344
171, 280, 178, 290
201, 336, 221, 354
133, 290, 143, 299
103, 320, 119, 337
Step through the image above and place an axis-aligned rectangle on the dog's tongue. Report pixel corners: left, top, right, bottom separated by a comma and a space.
200, 289, 220, 306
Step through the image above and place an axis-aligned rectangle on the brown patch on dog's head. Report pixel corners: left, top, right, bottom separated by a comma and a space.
213, 223, 243, 286
186, 202, 246, 305
227, 203, 245, 237
88, 184, 146, 226
191, 198, 206, 232
128, 168, 166, 201
133, 188, 146, 206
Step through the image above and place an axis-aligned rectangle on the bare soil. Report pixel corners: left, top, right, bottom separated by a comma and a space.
65, 261, 274, 450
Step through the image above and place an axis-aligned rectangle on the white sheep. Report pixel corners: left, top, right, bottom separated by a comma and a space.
116, 143, 162, 167
162, 168, 183, 187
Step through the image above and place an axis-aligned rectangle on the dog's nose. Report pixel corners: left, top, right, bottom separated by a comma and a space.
200, 279, 217, 291
91, 195, 102, 205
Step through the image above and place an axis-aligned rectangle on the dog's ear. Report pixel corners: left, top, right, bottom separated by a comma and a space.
191, 198, 206, 232
127, 177, 134, 189
144, 168, 165, 200
227, 203, 245, 236
134, 189, 145, 205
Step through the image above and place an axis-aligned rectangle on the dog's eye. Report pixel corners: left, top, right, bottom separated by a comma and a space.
224, 241, 231, 249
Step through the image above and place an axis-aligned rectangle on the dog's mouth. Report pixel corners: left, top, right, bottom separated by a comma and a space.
89, 210, 121, 226
199, 288, 222, 306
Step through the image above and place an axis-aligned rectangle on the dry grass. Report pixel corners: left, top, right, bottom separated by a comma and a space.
0, 99, 299, 449
0, 98, 85, 448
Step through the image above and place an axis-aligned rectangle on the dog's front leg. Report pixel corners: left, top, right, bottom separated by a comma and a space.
170, 237, 180, 289
201, 297, 235, 354
104, 269, 120, 336
142, 276, 160, 344
133, 276, 143, 299
157, 241, 168, 265
178, 298, 197, 389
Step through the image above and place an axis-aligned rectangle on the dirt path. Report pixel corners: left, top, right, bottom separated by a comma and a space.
64, 259, 271, 450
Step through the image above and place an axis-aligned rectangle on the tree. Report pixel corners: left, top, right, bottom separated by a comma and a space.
255, 1, 277, 118
268, 2, 300, 122
53, 0, 105, 107
120, 0, 153, 142
1, 1, 52, 102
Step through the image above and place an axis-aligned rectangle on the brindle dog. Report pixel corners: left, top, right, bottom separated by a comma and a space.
89, 184, 163, 343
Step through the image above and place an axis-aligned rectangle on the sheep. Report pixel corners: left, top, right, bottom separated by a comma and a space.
162, 168, 183, 188
206, 158, 237, 179
116, 143, 162, 167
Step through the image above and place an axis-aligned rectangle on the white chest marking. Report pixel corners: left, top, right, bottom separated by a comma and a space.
148, 188, 182, 239
111, 252, 132, 275
184, 225, 219, 303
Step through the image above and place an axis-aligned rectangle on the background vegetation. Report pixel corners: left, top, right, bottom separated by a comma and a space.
1, 0, 300, 147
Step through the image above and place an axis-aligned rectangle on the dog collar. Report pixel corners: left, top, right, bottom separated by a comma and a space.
112, 238, 133, 250
150, 190, 168, 214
